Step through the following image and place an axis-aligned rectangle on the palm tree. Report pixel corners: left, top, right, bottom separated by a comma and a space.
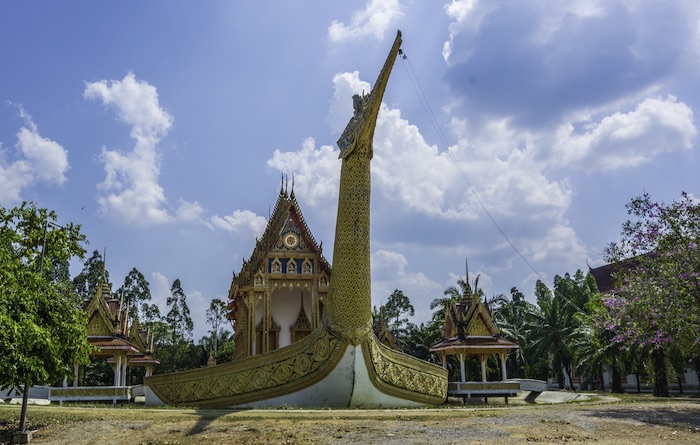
494, 288, 540, 379
525, 280, 578, 390
484, 293, 508, 313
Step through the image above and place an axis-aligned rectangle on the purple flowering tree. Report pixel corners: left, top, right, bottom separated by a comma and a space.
602, 192, 700, 397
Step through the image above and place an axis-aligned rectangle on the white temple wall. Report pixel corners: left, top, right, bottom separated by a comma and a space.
271, 287, 311, 348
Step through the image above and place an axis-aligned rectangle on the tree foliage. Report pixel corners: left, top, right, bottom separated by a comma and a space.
601, 192, 700, 396
72, 250, 109, 301
0, 203, 92, 392
165, 279, 194, 342
205, 298, 230, 364
117, 267, 151, 319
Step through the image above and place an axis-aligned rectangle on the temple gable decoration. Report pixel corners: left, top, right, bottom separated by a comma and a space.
227, 182, 332, 359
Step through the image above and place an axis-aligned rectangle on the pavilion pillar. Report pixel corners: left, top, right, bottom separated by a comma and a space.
459, 354, 466, 383
73, 364, 79, 387
441, 354, 448, 370
113, 355, 122, 386
145, 366, 153, 377
480, 355, 487, 382
121, 358, 128, 386
500, 353, 508, 382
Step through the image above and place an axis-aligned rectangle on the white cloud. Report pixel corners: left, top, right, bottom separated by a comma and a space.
0, 105, 69, 205
176, 199, 205, 223
442, 0, 484, 63
211, 210, 267, 239
84, 72, 174, 225
553, 95, 696, 172
326, 71, 371, 134
266, 67, 592, 311
149, 271, 209, 339
371, 248, 441, 305
149, 271, 171, 316
267, 138, 340, 207
373, 106, 461, 218
328, 0, 403, 42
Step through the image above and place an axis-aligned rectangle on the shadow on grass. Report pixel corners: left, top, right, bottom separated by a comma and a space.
187, 408, 251, 436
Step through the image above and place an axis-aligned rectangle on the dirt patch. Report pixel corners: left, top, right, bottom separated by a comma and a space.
1, 398, 699, 444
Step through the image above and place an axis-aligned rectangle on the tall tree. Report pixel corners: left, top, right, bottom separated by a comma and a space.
205, 298, 228, 364
117, 268, 151, 319
384, 289, 415, 339
0, 203, 92, 434
165, 279, 194, 342
602, 192, 700, 397
72, 249, 109, 301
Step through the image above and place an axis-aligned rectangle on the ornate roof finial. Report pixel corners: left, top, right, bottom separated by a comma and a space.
102, 247, 108, 281
290, 174, 295, 199
460, 257, 473, 304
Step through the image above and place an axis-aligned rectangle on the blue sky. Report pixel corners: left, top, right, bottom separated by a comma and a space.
1, 1, 698, 340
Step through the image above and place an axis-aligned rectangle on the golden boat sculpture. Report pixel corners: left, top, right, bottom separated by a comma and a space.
145, 31, 448, 408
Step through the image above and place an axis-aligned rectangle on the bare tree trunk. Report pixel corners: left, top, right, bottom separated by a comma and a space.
611, 356, 623, 393
19, 380, 29, 432
652, 348, 669, 397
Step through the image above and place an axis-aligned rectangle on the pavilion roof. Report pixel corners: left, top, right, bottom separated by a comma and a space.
109, 353, 161, 366
88, 336, 141, 356
430, 336, 518, 355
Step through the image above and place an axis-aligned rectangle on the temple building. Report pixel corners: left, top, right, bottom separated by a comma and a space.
227, 184, 331, 359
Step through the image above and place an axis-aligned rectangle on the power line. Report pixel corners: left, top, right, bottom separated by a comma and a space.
397, 50, 586, 316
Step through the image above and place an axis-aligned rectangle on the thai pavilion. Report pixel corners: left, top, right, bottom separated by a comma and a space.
430, 268, 519, 402
81, 273, 159, 385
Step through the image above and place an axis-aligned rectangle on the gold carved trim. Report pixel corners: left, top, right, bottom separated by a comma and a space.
145, 326, 347, 408
362, 335, 447, 405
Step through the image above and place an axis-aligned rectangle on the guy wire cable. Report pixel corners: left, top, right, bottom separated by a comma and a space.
398, 49, 587, 317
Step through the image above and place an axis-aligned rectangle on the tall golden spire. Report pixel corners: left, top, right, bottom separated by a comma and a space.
326, 31, 403, 345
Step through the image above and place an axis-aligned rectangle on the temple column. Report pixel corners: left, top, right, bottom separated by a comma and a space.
247, 294, 255, 356
73, 364, 79, 387
480, 355, 487, 382
311, 282, 319, 329
459, 354, 466, 383
262, 291, 270, 353
500, 353, 508, 382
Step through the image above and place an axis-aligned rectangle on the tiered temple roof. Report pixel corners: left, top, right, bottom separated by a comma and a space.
82, 273, 158, 383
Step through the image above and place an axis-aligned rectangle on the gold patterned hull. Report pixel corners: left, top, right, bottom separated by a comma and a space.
145, 325, 446, 408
